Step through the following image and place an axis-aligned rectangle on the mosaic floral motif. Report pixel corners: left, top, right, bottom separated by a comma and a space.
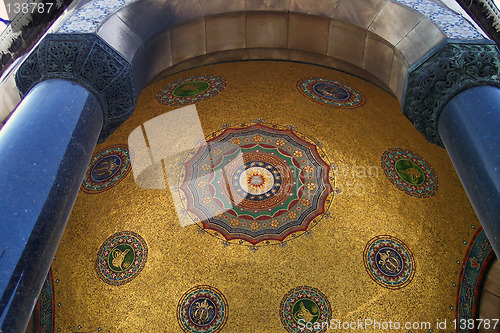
81, 145, 131, 194
381, 148, 438, 198
393, 0, 484, 39
363, 235, 415, 289
280, 286, 332, 333
177, 285, 228, 333
297, 78, 365, 108
96, 231, 148, 286
457, 227, 494, 332
156, 75, 226, 106
59, 0, 139, 33
179, 123, 333, 246
34, 268, 54, 333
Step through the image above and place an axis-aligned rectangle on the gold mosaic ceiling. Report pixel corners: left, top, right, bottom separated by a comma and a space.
46, 61, 480, 332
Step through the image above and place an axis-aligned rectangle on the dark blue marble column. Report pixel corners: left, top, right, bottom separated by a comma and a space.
0, 79, 102, 332
439, 86, 500, 257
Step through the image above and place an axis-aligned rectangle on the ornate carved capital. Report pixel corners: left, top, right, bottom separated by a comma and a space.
15, 34, 135, 142
403, 43, 500, 146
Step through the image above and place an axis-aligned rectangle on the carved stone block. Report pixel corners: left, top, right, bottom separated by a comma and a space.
15, 33, 135, 142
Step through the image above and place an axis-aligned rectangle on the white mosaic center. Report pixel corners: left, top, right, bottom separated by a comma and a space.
239, 167, 275, 195
393, 0, 485, 39
59, 0, 139, 33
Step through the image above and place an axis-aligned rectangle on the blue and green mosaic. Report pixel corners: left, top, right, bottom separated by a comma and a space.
456, 227, 494, 333
156, 75, 226, 106
280, 286, 332, 333
33, 268, 54, 333
177, 285, 228, 333
363, 235, 415, 290
297, 78, 365, 108
96, 231, 148, 286
82, 145, 131, 194
382, 148, 437, 198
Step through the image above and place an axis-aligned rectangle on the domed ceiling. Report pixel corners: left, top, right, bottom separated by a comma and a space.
28, 61, 487, 332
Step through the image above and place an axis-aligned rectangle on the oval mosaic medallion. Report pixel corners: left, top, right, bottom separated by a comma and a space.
81, 145, 131, 194
363, 235, 415, 290
177, 285, 228, 333
96, 231, 148, 286
297, 78, 365, 108
179, 122, 334, 246
381, 148, 438, 198
280, 286, 332, 333
156, 75, 226, 105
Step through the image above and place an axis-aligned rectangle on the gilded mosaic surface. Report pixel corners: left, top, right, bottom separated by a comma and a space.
50, 61, 481, 332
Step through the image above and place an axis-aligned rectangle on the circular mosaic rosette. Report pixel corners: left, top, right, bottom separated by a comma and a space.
177, 285, 228, 333
81, 145, 131, 194
280, 286, 332, 333
297, 78, 365, 108
179, 123, 333, 246
156, 75, 226, 105
381, 148, 438, 198
96, 231, 148, 286
363, 235, 415, 290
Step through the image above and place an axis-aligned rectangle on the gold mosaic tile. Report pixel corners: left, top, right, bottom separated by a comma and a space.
51, 61, 480, 332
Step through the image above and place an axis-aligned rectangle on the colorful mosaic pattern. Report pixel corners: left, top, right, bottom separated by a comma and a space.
59, 0, 139, 33
363, 235, 415, 290
297, 78, 365, 108
34, 268, 54, 333
96, 231, 148, 286
381, 148, 438, 198
179, 123, 333, 246
394, 0, 483, 40
82, 145, 131, 194
280, 286, 332, 333
156, 75, 226, 106
177, 285, 228, 333
456, 227, 494, 333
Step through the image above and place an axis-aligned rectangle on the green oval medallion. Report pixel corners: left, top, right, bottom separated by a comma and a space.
107, 244, 135, 272
292, 298, 320, 324
395, 159, 425, 185
173, 81, 210, 97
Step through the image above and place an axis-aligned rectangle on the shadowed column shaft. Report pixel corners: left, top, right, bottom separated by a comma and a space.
0, 79, 102, 332
439, 86, 500, 257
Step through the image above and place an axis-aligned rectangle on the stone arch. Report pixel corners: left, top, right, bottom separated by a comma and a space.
92, 0, 449, 103
16, 0, 495, 143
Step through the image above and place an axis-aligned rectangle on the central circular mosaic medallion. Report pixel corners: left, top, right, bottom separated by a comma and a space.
280, 286, 332, 333
82, 145, 131, 194
297, 78, 365, 108
156, 75, 226, 105
236, 162, 278, 197
96, 231, 148, 286
179, 123, 333, 246
177, 285, 228, 333
363, 235, 415, 289
381, 148, 438, 198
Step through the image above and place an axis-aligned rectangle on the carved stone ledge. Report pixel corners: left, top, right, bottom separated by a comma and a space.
403, 42, 500, 146
15, 33, 135, 142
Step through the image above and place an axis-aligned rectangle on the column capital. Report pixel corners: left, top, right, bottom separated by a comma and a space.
15, 33, 136, 142
403, 42, 500, 146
